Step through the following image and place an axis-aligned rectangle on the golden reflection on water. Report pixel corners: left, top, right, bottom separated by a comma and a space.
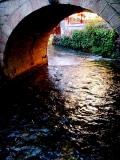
1, 47, 120, 160
48, 57, 114, 123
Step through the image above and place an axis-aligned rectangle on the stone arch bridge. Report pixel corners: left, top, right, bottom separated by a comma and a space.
0, 0, 120, 78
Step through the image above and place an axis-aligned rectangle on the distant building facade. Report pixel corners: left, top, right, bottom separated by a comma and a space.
53, 12, 105, 36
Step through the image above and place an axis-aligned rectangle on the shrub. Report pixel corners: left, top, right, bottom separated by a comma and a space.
90, 29, 117, 57
59, 36, 71, 48
52, 27, 118, 58
52, 35, 61, 45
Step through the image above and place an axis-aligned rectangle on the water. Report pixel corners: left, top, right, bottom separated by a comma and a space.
0, 46, 120, 160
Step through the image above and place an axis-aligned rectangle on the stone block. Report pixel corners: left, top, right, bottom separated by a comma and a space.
18, 1, 33, 18
111, 4, 120, 13
30, 0, 49, 11
0, 1, 18, 16
96, 0, 107, 14
109, 0, 120, 3
100, 4, 115, 21
0, 15, 9, 24
8, 8, 26, 30
2, 24, 12, 36
116, 26, 120, 36
0, 53, 4, 66
0, 43, 5, 53
110, 14, 120, 28
0, 33, 8, 44
59, 0, 70, 4
70, 0, 81, 6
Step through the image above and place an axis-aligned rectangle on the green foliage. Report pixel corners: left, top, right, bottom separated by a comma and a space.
90, 29, 117, 57
59, 36, 71, 48
52, 35, 61, 45
52, 27, 118, 58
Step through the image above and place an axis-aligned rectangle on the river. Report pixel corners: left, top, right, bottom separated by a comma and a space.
0, 46, 120, 160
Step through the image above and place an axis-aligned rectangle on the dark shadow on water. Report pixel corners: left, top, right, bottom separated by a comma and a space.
0, 60, 120, 159
0, 65, 85, 159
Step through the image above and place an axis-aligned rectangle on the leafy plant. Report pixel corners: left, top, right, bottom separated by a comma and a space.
52, 27, 118, 58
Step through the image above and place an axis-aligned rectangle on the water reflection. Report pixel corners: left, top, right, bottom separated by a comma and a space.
0, 46, 120, 159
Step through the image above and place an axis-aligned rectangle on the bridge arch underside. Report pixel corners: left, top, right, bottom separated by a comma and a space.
3, 4, 86, 78
2, 3, 117, 78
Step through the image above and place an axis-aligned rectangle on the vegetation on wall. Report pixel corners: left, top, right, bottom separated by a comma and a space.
52, 26, 118, 58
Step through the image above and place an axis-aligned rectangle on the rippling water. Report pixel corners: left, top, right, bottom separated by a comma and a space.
0, 46, 120, 160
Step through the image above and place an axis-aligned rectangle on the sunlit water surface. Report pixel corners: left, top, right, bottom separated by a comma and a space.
0, 46, 120, 160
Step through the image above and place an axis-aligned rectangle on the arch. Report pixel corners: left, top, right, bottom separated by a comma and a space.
0, 0, 120, 78
0, 0, 50, 64
3, 4, 87, 78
